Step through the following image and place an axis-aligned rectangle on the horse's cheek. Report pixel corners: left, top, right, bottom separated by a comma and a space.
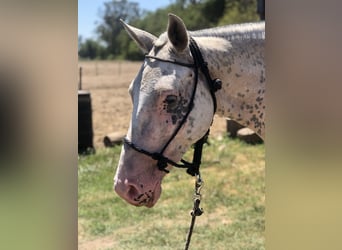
158, 114, 173, 133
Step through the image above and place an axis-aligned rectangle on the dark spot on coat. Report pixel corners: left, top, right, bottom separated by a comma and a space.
260, 70, 265, 83
171, 115, 177, 124
256, 96, 263, 102
237, 92, 245, 98
164, 94, 189, 125
135, 193, 144, 201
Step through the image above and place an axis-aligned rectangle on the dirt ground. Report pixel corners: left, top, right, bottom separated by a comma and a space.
78, 60, 227, 149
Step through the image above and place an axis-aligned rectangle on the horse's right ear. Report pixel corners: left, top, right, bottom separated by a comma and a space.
120, 19, 157, 54
167, 14, 188, 52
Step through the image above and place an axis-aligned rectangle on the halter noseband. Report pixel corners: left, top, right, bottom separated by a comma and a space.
123, 37, 221, 176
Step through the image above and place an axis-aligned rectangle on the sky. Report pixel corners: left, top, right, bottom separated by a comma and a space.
78, 0, 173, 40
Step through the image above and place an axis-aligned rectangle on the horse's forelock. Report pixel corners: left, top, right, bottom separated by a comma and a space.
154, 33, 168, 49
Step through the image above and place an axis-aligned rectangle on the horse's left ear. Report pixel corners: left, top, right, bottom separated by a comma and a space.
120, 19, 157, 53
167, 14, 189, 52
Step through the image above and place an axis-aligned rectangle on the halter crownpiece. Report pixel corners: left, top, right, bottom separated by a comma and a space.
189, 37, 222, 113
124, 36, 221, 176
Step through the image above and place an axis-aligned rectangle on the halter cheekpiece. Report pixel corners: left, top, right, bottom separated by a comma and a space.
123, 37, 222, 176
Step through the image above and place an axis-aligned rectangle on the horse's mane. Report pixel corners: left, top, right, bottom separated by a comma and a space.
189, 21, 265, 41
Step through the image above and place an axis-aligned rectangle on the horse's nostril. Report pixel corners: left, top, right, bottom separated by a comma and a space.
114, 177, 157, 206
115, 179, 135, 196
127, 185, 140, 200
117, 180, 145, 205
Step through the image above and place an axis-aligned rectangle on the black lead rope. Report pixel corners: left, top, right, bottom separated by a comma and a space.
185, 172, 204, 250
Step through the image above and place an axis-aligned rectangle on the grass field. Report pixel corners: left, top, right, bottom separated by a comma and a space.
78, 136, 265, 250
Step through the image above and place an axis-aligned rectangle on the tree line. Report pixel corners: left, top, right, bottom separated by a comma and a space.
78, 0, 261, 61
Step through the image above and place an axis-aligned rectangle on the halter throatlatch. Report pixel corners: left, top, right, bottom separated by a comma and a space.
123, 37, 221, 176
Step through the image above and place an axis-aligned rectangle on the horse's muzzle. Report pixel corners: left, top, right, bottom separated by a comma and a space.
114, 177, 160, 208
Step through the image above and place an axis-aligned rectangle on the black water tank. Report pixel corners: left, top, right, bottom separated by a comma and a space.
257, 0, 265, 20
78, 90, 95, 154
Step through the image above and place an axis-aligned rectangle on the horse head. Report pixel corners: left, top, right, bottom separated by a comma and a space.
114, 14, 214, 207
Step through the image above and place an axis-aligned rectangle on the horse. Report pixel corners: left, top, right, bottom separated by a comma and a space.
114, 14, 265, 207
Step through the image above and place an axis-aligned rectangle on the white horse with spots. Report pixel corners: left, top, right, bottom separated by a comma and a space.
114, 14, 265, 207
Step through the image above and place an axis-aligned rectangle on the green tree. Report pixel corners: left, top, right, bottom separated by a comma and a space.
92, 0, 260, 60
78, 35, 83, 51
78, 39, 106, 60
96, 0, 145, 59
202, 0, 226, 25
218, 0, 259, 25
136, 1, 208, 35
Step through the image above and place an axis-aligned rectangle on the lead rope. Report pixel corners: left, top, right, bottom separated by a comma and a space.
184, 172, 204, 250
183, 38, 221, 249
183, 130, 208, 249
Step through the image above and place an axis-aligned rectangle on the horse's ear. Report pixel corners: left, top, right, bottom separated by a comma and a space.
167, 14, 189, 52
120, 19, 157, 53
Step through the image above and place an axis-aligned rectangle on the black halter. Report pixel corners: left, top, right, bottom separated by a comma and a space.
123, 37, 221, 176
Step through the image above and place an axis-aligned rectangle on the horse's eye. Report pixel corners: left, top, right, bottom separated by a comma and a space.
164, 95, 178, 108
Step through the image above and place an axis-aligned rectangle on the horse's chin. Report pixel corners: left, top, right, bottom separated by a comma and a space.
145, 186, 162, 208
147, 180, 162, 207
